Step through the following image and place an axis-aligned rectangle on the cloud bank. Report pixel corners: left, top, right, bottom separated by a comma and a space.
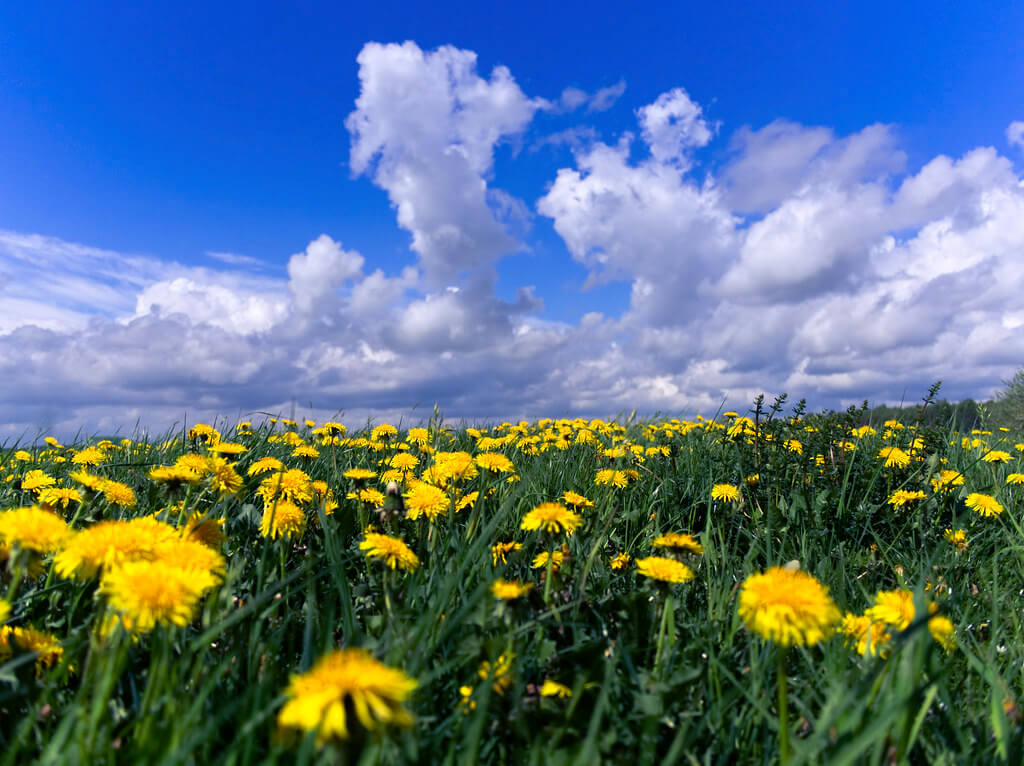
3, 42, 1024, 439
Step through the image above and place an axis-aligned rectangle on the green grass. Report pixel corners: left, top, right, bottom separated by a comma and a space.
2, 397, 1024, 764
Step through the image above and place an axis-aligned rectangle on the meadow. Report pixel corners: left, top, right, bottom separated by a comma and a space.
2, 394, 1023, 764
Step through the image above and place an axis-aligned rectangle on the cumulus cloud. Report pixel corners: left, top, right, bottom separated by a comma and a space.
3, 43, 1024, 440
1008, 121, 1024, 150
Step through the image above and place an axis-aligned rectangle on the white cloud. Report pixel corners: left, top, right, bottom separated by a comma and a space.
1007, 121, 1024, 150
588, 79, 626, 112
287, 234, 365, 314
636, 88, 714, 166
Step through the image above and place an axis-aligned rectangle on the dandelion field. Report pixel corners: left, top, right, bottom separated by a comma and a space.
3, 396, 1024, 764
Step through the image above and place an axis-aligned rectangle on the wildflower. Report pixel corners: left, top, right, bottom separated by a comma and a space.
594, 469, 630, 488
609, 552, 631, 571
887, 489, 927, 509
866, 589, 915, 631
0, 506, 70, 555
343, 468, 377, 482
291, 445, 320, 459
71, 446, 106, 466
0, 625, 63, 674
278, 648, 416, 745
478, 653, 513, 695
37, 487, 82, 513
55, 517, 178, 580
371, 423, 398, 442
258, 469, 313, 506
652, 532, 703, 555
209, 441, 247, 456
745, 473, 760, 486
430, 452, 478, 483
406, 427, 429, 446
388, 453, 419, 471
784, 439, 803, 454
561, 491, 594, 510
100, 480, 137, 508
188, 424, 221, 444
454, 491, 479, 512
475, 452, 516, 474
348, 488, 386, 506
404, 483, 449, 522
931, 469, 965, 493
540, 679, 572, 698
148, 465, 202, 488
965, 492, 1003, 518
928, 614, 956, 651
21, 470, 55, 493
878, 447, 911, 469
944, 528, 968, 553
491, 578, 533, 600
100, 559, 215, 633
738, 566, 839, 647
248, 456, 284, 477
179, 512, 228, 550
636, 556, 694, 584
532, 550, 565, 571
1006, 473, 1024, 485
711, 484, 740, 503
154, 537, 226, 584
491, 541, 522, 566
521, 503, 581, 535
982, 450, 1013, 464
176, 453, 212, 476
359, 533, 419, 572
839, 612, 890, 657
260, 500, 307, 540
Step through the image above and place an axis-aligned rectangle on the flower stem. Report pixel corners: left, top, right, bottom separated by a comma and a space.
776, 648, 791, 765
653, 592, 673, 679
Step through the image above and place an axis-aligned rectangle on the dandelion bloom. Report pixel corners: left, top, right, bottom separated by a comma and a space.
21, 470, 56, 493
0, 625, 63, 674
208, 441, 247, 456
878, 447, 911, 469
531, 550, 566, 571
454, 491, 479, 512
388, 453, 419, 471
887, 489, 927, 508
944, 528, 968, 553
520, 503, 581, 535
594, 469, 630, 488
0, 506, 70, 554
148, 465, 202, 488
1007, 473, 1024, 485
561, 491, 594, 510
982, 450, 1013, 464
609, 552, 631, 571
248, 456, 284, 477
180, 512, 227, 549
404, 483, 450, 522
430, 451, 478, 483
784, 439, 803, 455
540, 679, 572, 698
478, 652, 513, 695
258, 469, 313, 506
738, 566, 839, 647
636, 555, 694, 584
99, 480, 137, 508
930, 469, 965, 493
839, 612, 890, 657
928, 614, 956, 651
965, 492, 1003, 518
70, 446, 106, 466
866, 589, 915, 631
154, 537, 226, 584
291, 445, 320, 459
260, 500, 307, 540
188, 424, 221, 444
55, 518, 178, 580
491, 541, 522, 566
652, 532, 704, 555
360, 533, 419, 572
475, 453, 516, 474
100, 559, 215, 633
711, 484, 740, 503
277, 648, 416, 744
491, 578, 533, 600
343, 468, 377, 482
37, 487, 82, 513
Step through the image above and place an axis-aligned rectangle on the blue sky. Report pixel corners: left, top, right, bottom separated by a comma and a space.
1, 1, 1023, 436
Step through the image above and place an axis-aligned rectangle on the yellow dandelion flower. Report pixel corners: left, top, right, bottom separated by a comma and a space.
711, 483, 740, 503
343, 468, 377, 482
175, 453, 213, 476
965, 492, 1003, 518
1007, 473, 1024, 485
371, 423, 398, 442
208, 441, 247, 456
260, 500, 307, 540
179, 512, 227, 549
878, 447, 911, 469
594, 469, 630, 488
248, 456, 284, 477
21, 470, 56, 493
258, 469, 313, 506
930, 469, 965, 493
70, 446, 106, 466
944, 528, 968, 553
0, 506, 70, 554
347, 487, 386, 506
153, 537, 226, 587
188, 424, 221, 444
540, 679, 572, 698
928, 614, 956, 651
887, 489, 927, 508
784, 439, 803, 454
839, 612, 890, 657
478, 652, 513, 695
99, 479, 137, 508
55, 517, 178, 580
100, 559, 214, 633
532, 550, 565, 571
866, 589, 916, 631
454, 491, 479, 512
561, 491, 594, 509
651, 532, 704, 555
982, 450, 1013, 464
609, 552, 631, 571
738, 566, 840, 647
404, 483, 449, 522
431, 451, 478, 483
0, 625, 63, 674
491, 541, 522, 566
491, 578, 533, 600
277, 648, 416, 745
474, 452, 516, 474
148, 465, 202, 488
520, 502, 581, 535
636, 555, 694, 584
37, 487, 82, 513
359, 533, 419, 571
291, 445, 320, 459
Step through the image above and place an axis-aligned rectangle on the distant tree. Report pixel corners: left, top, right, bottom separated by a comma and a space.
995, 366, 1024, 431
